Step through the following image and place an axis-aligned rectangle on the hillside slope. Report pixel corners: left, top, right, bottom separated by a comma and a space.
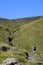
0, 16, 42, 43
0, 16, 43, 65
17, 19, 43, 54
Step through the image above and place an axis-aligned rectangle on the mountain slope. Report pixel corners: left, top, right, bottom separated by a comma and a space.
0, 16, 42, 43
0, 16, 43, 65
16, 18, 43, 54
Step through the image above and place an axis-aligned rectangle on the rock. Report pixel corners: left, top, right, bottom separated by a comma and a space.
25, 53, 35, 62
0, 46, 8, 51
1, 58, 20, 65
27, 55, 35, 62
0, 46, 2, 49
25, 52, 29, 59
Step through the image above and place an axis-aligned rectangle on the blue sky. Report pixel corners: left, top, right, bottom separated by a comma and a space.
0, 0, 43, 19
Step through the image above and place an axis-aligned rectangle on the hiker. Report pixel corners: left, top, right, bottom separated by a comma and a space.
32, 46, 36, 54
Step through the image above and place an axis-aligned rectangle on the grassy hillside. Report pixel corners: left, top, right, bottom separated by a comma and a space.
13, 18, 43, 65
0, 16, 43, 65
0, 16, 42, 43
18, 19, 43, 53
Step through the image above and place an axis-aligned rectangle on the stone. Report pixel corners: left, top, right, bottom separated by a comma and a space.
1, 58, 20, 65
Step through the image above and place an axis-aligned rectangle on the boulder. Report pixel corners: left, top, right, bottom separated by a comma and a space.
1, 58, 20, 65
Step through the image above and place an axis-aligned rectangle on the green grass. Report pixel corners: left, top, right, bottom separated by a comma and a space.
0, 16, 43, 65
18, 19, 43, 53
